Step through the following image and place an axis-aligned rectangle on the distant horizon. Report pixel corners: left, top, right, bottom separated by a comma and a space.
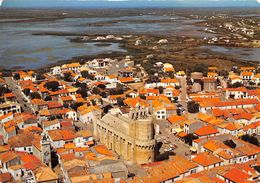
1, 0, 260, 8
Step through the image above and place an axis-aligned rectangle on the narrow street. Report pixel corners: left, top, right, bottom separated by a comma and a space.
179, 77, 188, 112
156, 120, 191, 157
4, 77, 33, 113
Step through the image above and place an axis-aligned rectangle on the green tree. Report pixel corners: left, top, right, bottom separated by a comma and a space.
193, 64, 207, 74
92, 87, 100, 95
117, 98, 125, 107
63, 72, 72, 82
44, 81, 59, 92
34, 73, 45, 80
81, 71, 94, 80
97, 84, 106, 90
0, 86, 11, 96
70, 102, 83, 111
100, 91, 107, 98
30, 92, 41, 99
81, 71, 90, 78
103, 105, 113, 114
254, 166, 260, 173
23, 88, 31, 96
13, 73, 20, 80
158, 86, 164, 94
44, 96, 52, 101
231, 82, 243, 88
187, 101, 199, 113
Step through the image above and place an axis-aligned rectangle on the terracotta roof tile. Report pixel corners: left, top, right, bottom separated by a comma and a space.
194, 125, 219, 137
192, 152, 223, 167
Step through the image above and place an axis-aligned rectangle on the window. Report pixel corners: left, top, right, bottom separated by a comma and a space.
191, 169, 196, 174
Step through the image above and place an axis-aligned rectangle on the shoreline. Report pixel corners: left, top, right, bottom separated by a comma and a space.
1, 8, 260, 72
0, 34, 258, 73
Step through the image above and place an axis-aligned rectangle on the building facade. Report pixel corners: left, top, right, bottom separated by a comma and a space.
93, 109, 156, 164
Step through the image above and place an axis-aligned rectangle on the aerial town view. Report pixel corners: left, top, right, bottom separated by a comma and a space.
0, 0, 259, 182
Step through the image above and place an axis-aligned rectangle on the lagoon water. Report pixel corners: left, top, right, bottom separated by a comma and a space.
0, 13, 259, 69
200, 45, 260, 62
0, 14, 211, 69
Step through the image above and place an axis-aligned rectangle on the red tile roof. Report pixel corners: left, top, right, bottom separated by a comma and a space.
47, 101, 63, 109
194, 125, 219, 137
192, 152, 223, 167
223, 168, 250, 183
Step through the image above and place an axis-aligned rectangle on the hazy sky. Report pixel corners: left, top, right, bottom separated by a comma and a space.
1, 0, 260, 8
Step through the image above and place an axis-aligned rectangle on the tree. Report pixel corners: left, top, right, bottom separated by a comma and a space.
70, 102, 83, 111
231, 82, 243, 88
2, 71, 12, 77
224, 140, 236, 149
216, 78, 221, 86
63, 72, 72, 82
92, 87, 100, 95
219, 70, 229, 77
187, 78, 193, 86
187, 101, 199, 113
23, 88, 31, 96
158, 86, 164, 94
77, 83, 89, 98
103, 105, 113, 114
184, 134, 198, 146
97, 84, 106, 90
177, 108, 182, 116
13, 73, 20, 80
34, 73, 45, 80
81, 71, 94, 80
81, 71, 89, 78
77, 88, 88, 98
92, 100, 97, 106
30, 92, 41, 99
100, 91, 107, 98
74, 82, 88, 89
173, 97, 178, 103
193, 63, 207, 74
241, 134, 259, 146
109, 87, 124, 95
44, 96, 52, 101
73, 82, 82, 88
175, 86, 181, 90
44, 81, 59, 91
166, 71, 175, 78
254, 166, 260, 173
117, 98, 125, 107
249, 81, 255, 86
149, 75, 160, 83
0, 86, 11, 96
139, 94, 146, 99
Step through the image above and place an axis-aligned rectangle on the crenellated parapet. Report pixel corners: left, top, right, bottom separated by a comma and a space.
93, 109, 156, 164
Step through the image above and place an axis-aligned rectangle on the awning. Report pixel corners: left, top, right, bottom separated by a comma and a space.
190, 147, 197, 152
173, 128, 183, 133
237, 133, 244, 137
